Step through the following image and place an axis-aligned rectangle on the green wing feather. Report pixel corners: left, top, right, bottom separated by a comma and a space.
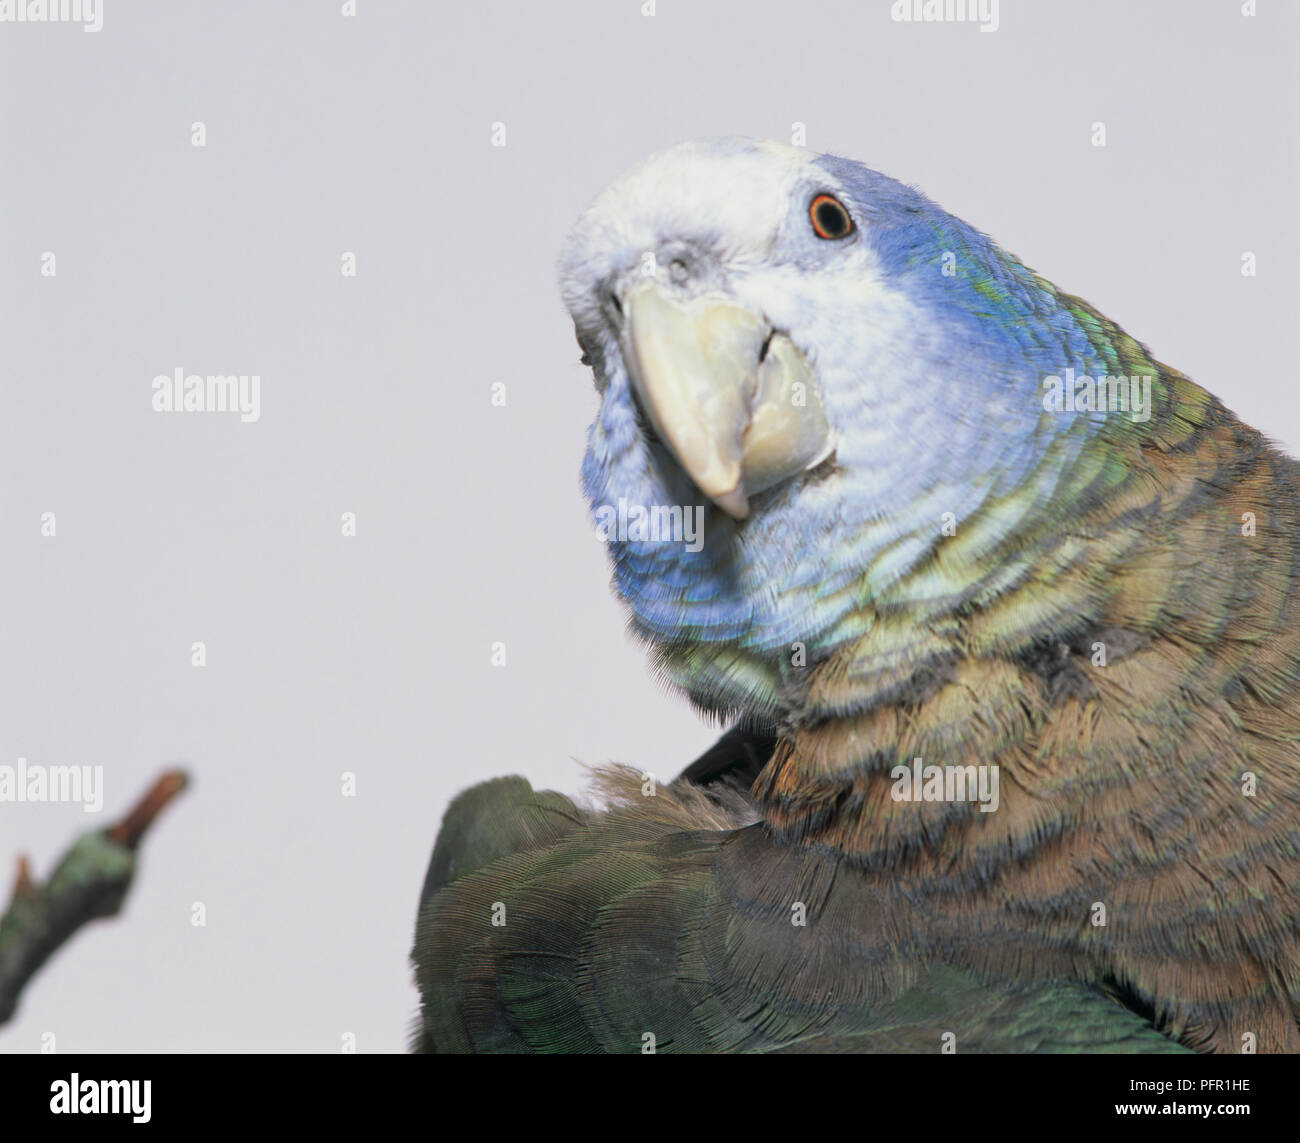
412, 771, 1185, 1054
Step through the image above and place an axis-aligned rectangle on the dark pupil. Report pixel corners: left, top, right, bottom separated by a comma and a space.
816, 201, 846, 237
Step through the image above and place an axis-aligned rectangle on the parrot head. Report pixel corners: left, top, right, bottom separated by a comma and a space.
559, 138, 1114, 708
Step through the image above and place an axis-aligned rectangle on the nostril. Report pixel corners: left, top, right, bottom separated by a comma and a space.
605, 290, 623, 319
758, 330, 774, 364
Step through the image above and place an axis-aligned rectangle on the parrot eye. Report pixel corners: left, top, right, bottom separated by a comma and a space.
809, 194, 854, 240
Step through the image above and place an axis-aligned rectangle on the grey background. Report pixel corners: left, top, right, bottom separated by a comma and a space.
1, 0, 1296, 1051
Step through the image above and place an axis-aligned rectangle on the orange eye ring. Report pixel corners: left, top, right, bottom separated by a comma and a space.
809, 193, 854, 240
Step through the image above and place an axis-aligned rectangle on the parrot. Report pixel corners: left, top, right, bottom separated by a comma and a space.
411, 137, 1300, 1054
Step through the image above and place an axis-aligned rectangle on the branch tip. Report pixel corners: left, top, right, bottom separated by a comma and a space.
106, 769, 190, 849
10, 855, 36, 902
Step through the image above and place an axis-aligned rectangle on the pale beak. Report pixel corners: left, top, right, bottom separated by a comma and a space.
621, 281, 832, 520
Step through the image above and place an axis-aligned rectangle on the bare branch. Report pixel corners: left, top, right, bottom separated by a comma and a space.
0, 769, 190, 1025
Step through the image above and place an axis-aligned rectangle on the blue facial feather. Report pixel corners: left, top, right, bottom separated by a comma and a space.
563, 139, 1121, 685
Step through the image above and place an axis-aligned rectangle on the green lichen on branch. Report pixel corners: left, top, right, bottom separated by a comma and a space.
0, 770, 188, 1024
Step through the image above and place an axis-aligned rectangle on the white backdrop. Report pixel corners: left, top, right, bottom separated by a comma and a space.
1, 0, 1296, 1051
